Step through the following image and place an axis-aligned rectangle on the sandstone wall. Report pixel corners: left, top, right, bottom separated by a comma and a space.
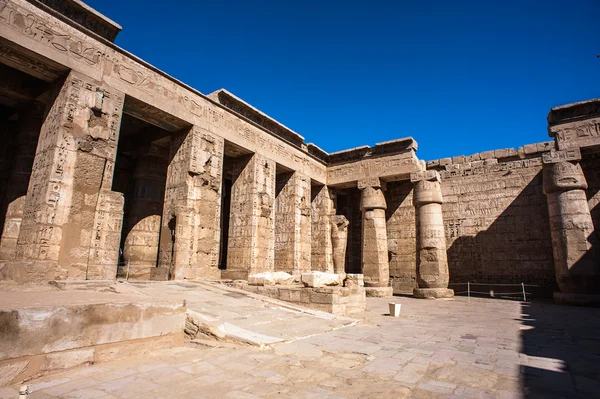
387, 142, 559, 294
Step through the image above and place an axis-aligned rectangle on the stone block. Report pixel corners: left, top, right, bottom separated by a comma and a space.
426, 159, 440, 168
248, 272, 294, 286
413, 288, 454, 299
344, 273, 364, 288
479, 151, 494, 159
301, 271, 341, 288
523, 144, 539, 155
465, 153, 481, 162
439, 158, 452, 166
452, 155, 465, 164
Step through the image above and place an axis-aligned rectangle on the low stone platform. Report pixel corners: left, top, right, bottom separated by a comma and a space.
232, 282, 366, 315
0, 283, 186, 386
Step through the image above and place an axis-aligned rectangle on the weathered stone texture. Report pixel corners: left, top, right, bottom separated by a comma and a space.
385, 181, 416, 294
224, 154, 276, 279
4, 71, 124, 282
310, 185, 334, 273
330, 215, 349, 278
437, 156, 554, 286
158, 128, 224, 280
123, 148, 167, 280
275, 171, 311, 275
412, 172, 450, 294
543, 157, 600, 294
360, 184, 390, 288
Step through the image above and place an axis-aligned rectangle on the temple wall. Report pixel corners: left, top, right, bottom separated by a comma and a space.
387, 142, 559, 294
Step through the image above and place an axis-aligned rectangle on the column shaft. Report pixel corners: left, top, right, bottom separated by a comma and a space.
7, 71, 125, 282
310, 185, 334, 273
359, 180, 391, 294
275, 171, 312, 275
224, 154, 276, 279
122, 148, 167, 280
158, 127, 224, 280
543, 151, 600, 295
411, 171, 453, 298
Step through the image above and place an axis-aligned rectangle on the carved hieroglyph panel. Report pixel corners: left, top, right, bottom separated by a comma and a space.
328, 152, 420, 186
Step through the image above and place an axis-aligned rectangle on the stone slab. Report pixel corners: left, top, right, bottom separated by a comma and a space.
413, 288, 455, 299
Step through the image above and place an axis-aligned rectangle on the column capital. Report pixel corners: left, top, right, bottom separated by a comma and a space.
360, 185, 386, 211
410, 170, 440, 184
358, 177, 386, 191
543, 159, 587, 194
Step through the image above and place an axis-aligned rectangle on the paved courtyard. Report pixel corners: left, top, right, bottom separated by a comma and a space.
2, 295, 599, 399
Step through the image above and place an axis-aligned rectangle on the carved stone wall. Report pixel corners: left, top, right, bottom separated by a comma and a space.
3, 71, 124, 282
158, 127, 224, 280
385, 181, 417, 293
275, 171, 311, 275
224, 154, 275, 279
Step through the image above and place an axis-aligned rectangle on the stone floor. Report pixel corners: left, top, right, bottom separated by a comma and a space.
3, 295, 600, 399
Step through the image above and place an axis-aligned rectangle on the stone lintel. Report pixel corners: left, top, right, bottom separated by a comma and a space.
33, 0, 122, 42
327, 151, 420, 187
410, 170, 440, 183
542, 148, 581, 165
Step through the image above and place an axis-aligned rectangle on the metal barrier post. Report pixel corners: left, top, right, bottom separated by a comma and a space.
126, 260, 130, 281
468, 282, 470, 301
522, 282, 526, 302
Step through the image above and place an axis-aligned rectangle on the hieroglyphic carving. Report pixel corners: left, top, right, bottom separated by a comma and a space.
552, 118, 600, 150
0, 0, 103, 66
86, 190, 123, 279
328, 152, 419, 186
12, 71, 124, 280
542, 148, 581, 164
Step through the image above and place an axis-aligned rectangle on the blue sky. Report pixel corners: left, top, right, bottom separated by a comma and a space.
86, 0, 599, 161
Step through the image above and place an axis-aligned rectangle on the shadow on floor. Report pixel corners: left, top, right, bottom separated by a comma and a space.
519, 301, 600, 398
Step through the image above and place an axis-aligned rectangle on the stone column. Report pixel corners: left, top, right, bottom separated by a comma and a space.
311, 185, 334, 273
0, 102, 44, 262
223, 153, 276, 280
275, 171, 312, 275
4, 71, 125, 282
359, 178, 393, 297
331, 215, 349, 279
411, 171, 454, 299
122, 146, 168, 280
542, 149, 600, 301
156, 127, 224, 280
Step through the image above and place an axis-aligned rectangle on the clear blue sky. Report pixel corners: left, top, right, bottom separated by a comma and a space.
86, 0, 599, 161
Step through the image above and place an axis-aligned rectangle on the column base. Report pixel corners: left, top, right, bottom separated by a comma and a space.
553, 292, 600, 307
413, 288, 454, 299
365, 287, 394, 297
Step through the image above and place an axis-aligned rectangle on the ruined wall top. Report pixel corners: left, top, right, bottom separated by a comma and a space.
329, 137, 418, 164
31, 0, 121, 42
208, 89, 306, 149
547, 98, 600, 129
